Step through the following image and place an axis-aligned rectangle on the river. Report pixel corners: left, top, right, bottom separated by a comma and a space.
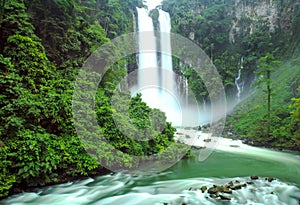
2, 129, 300, 205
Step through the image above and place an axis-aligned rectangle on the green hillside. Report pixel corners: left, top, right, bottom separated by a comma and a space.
227, 57, 300, 150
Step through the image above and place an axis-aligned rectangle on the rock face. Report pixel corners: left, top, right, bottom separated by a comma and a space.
230, 0, 280, 43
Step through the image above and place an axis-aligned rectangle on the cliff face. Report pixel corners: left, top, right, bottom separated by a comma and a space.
230, 0, 298, 44
230, 0, 278, 43
161, 0, 299, 101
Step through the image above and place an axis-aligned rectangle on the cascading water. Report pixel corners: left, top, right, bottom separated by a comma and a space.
158, 10, 172, 72
133, 7, 183, 126
136, 7, 157, 72
133, 6, 208, 126
235, 57, 244, 101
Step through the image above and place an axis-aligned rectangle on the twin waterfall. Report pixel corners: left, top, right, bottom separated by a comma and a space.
133, 7, 244, 126
133, 7, 186, 126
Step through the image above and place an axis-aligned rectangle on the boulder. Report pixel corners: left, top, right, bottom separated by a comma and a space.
208, 185, 233, 194
203, 138, 212, 142
219, 194, 231, 201
250, 175, 259, 180
232, 184, 242, 190
208, 187, 218, 194
200, 186, 207, 193
209, 193, 219, 198
191, 145, 205, 150
227, 181, 234, 188
267, 177, 275, 182
222, 188, 233, 194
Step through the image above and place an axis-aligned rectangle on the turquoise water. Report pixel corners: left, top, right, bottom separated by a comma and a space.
2, 136, 300, 205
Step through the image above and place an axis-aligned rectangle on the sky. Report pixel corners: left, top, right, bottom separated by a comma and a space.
145, 0, 162, 10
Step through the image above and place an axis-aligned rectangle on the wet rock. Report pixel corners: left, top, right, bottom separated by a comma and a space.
247, 181, 254, 185
203, 138, 212, 142
267, 177, 275, 182
209, 193, 219, 198
191, 145, 205, 150
227, 132, 234, 137
200, 186, 207, 193
235, 180, 240, 183
232, 184, 242, 190
222, 188, 233, 194
208, 185, 233, 194
208, 187, 218, 194
227, 181, 234, 188
250, 175, 259, 180
219, 194, 231, 201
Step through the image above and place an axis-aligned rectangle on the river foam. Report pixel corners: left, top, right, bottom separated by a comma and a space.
2, 129, 300, 205
2, 175, 300, 205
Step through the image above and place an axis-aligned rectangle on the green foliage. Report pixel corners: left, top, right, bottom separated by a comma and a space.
252, 53, 280, 137
291, 86, 300, 146
0, 0, 175, 199
227, 59, 300, 150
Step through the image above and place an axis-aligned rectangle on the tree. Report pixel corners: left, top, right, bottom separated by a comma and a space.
291, 86, 300, 147
253, 53, 280, 138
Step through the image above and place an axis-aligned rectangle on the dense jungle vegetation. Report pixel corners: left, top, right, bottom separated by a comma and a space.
0, 0, 180, 198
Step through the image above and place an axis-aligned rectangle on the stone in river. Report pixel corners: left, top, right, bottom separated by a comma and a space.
219, 194, 231, 201
200, 186, 207, 193
250, 175, 259, 180
267, 177, 275, 182
232, 184, 243, 190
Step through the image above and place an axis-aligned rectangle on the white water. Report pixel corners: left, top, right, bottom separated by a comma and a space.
133, 7, 195, 126
136, 7, 157, 71
159, 10, 172, 72
175, 129, 300, 165
3, 177, 299, 205
3, 130, 300, 205
235, 57, 244, 101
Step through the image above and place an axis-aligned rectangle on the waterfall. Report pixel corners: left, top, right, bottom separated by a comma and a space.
158, 10, 172, 71
135, 7, 160, 110
136, 7, 157, 71
235, 57, 244, 101
134, 7, 182, 126
133, 7, 203, 126
184, 77, 188, 105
